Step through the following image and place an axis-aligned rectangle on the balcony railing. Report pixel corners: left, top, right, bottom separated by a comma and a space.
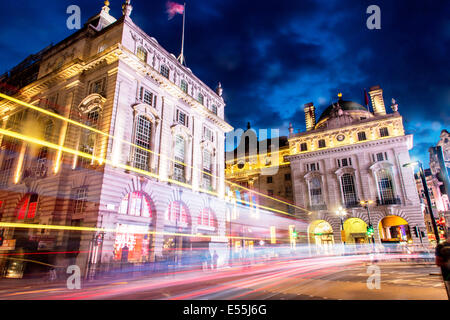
344, 201, 361, 209
307, 204, 328, 211
377, 196, 401, 206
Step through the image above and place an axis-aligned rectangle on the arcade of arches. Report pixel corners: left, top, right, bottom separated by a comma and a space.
308, 215, 411, 248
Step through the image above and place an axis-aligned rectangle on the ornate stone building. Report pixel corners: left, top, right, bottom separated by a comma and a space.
0, 2, 306, 278
286, 86, 426, 247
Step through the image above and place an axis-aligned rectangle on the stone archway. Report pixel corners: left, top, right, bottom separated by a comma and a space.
343, 218, 368, 245
308, 220, 334, 254
378, 215, 411, 243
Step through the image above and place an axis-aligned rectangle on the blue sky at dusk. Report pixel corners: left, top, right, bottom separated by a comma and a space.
0, 0, 449, 165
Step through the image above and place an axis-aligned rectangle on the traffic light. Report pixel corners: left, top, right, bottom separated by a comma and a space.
366, 224, 374, 237
0, 229, 4, 247
413, 226, 419, 238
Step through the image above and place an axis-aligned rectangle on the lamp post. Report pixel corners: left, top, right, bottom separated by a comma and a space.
403, 161, 441, 244
360, 200, 375, 245
336, 207, 347, 245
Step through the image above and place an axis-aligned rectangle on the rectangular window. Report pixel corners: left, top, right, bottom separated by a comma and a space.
204, 127, 214, 142
285, 173, 291, 181
267, 176, 273, 183
89, 78, 105, 95
337, 159, 341, 168
160, 65, 170, 79
74, 187, 87, 215
211, 104, 218, 115
176, 110, 188, 127
358, 131, 367, 141
180, 80, 188, 94
318, 139, 326, 148
300, 143, 307, 152
140, 87, 153, 106
376, 153, 384, 162
310, 163, 316, 171
380, 127, 389, 137
198, 93, 204, 105
342, 158, 348, 167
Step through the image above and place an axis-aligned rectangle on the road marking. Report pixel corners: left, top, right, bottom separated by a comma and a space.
5, 288, 62, 296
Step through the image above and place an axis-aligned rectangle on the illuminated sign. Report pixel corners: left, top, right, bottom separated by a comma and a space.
270, 226, 276, 244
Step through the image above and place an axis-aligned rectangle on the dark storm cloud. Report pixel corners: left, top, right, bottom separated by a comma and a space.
0, 0, 448, 163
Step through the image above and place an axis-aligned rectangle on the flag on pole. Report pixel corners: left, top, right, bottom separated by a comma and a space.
364, 88, 369, 107
166, 1, 185, 20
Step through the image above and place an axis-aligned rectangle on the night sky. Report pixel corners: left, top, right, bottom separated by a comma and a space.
0, 0, 449, 165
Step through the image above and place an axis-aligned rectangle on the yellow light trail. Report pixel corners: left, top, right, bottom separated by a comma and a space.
0, 222, 262, 242
0, 92, 310, 214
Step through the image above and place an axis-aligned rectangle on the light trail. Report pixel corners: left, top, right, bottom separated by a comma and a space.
0, 92, 310, 215
0, 126, 305, 219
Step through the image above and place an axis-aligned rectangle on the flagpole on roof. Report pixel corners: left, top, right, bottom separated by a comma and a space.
177, 2, 186, 66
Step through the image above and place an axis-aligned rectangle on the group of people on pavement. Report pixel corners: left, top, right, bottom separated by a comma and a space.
202, 250, 219, 271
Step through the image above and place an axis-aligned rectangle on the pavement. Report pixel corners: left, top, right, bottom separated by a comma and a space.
0, 256, 447, 300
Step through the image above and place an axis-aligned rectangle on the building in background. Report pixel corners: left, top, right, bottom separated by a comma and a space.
428, 129, 450, 238
286, 86, 426, 248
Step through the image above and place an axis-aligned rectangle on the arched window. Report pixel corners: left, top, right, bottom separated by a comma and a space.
341, 173, 358, 206
133, 115, 152, 170
136, 46, 148, 62
16, 193, 39, 220
376, 169, 396, 205
166, 201, 189, 224
160, 64, 170, 79
79, 106, 101, 166
197, 208, 216, 228
180, 80, 188, 93
119, 192, 152, 218
173, 135, 186, 182
309, 177, 323, 206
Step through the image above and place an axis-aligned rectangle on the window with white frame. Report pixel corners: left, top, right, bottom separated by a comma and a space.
119, 192, 152, 218
160, 64, 170, 79
16, 193, 39, 220
140, 87, 153, 106
166, 201, 189, 224
379, 127, 389, 137
376, 169, 396, 204
373, 152, 388, 162
306, 162, 320, 172
197, 208, 216, 228
358, 131, 367, 141
79, 106, 101, 167
133, 115, 152, 170
309, 177, 324, 206
341, 173, 358, 206
174, 135, 186, 182
203, 126, 214, 142
211, 104, 218, 115
89, 78, 105, 96
137, 46, 148, 62
197, 93, 204, 105
202, 149, 213, 190
37, 119, 54, 164
180, 80, 188, 94
176, 109, 188, 127
337, 158, 352, 168
74, 187, 87, 215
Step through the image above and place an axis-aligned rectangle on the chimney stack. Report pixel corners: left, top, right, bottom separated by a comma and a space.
368, 85, 386, 116
304, 102, 316, 131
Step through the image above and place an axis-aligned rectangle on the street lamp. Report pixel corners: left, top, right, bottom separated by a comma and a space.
360, 200, 376, 245
403, 161, 441, 244
336, 207, 347, 245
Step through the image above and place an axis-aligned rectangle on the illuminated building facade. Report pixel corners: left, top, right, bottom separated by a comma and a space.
0, 2, 236, 277
427, 129, 450, 237
287, 87, 426, 246
414, 168, 449, 241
